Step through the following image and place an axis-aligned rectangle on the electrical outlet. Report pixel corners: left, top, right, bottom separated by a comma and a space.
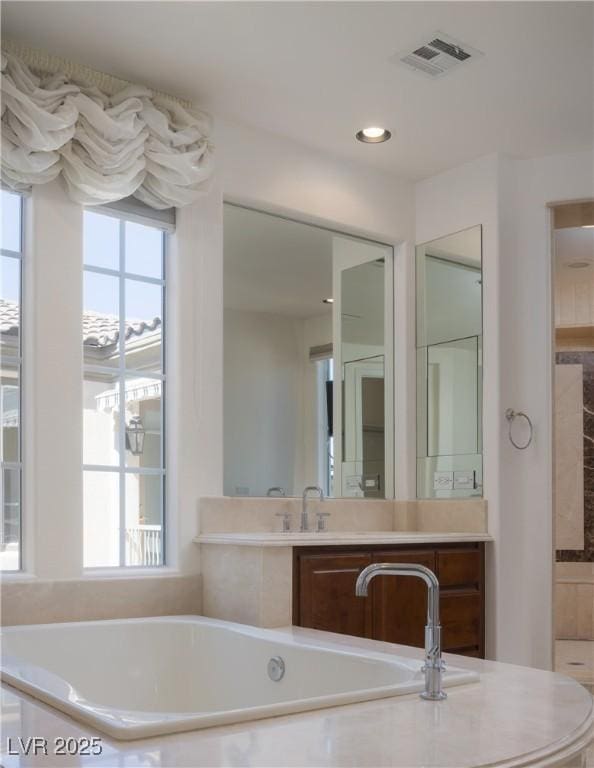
362, 475, 380, 490
454, 471, 475, 490
433, 471, 454, 491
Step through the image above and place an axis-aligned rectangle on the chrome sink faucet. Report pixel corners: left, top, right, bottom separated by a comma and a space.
355, 562, 447, 701
301, 486, 324, 532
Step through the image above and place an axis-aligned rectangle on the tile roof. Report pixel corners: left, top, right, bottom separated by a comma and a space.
0, 299, 19, 337
0, 298, 160, 348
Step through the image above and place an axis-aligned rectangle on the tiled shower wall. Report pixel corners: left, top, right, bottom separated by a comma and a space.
556, 351, 594, 640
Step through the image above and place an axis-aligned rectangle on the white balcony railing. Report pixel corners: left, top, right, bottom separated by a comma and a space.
125, 525, 162, 566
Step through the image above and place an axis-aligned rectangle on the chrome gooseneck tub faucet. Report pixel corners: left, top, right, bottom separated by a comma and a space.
301, 486, 324, 532
355, 562, 447, 701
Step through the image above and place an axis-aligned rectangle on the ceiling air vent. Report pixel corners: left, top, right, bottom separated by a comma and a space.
396, 32, 484, 78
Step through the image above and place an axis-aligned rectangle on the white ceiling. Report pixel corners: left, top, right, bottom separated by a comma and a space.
3, 2, 593, 181
223, 203, 333, 318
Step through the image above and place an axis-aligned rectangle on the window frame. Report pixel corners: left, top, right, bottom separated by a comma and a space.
1, 191, 25, 572
82, 209, 167, 569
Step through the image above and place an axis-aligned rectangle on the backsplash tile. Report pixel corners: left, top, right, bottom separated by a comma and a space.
1, 575, 201, 627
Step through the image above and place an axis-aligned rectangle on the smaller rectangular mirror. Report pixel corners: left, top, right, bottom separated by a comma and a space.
416, 226, 483, 499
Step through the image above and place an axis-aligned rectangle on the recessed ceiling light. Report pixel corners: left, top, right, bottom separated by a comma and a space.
356, 126, 392, 144
567, 261, 592, 269
322, 297, 334, 304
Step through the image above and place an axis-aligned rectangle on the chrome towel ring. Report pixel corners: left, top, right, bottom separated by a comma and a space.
505, 408, 533, 450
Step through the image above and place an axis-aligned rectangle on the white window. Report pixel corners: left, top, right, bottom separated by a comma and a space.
82, 210, 166, 568
1, 190, 24, 571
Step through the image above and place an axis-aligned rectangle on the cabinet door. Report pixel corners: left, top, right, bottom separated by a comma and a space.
371, 550, 436, 647
298, 553, 373, 638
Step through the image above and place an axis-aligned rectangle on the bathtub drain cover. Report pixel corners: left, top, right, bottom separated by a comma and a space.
267, 656, 285, 682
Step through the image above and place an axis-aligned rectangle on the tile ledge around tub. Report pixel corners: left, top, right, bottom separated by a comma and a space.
194, 531, 494, 547
1, 625, 591, 768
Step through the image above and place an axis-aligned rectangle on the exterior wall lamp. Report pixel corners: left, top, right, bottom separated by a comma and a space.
126, 415, 145, 456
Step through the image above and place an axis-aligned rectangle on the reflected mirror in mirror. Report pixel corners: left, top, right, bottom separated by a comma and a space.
416, 226, 483, 499
223, 204, 393, 499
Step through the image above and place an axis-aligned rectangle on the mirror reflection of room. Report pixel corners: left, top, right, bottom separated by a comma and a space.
339, 256, 389, 498
223, 204, 393, 499
416, 226, 483, 499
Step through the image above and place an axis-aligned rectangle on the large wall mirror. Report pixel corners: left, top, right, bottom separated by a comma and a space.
223, 203, 394, 499
416, 226, 483, 498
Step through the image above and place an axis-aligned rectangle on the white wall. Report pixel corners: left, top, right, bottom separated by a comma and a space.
497, 150, 594, 668
25, 181, 84, 578
416, 150, 594, 669
168, 186, 224, 575
215, 118, 414, 244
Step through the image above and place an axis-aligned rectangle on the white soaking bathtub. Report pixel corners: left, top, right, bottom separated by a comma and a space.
1, 616, 479, 740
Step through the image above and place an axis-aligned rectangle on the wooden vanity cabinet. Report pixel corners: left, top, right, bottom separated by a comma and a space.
293, 543, 485, 658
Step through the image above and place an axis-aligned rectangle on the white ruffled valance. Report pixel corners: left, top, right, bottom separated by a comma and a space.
1, 47, 213, 209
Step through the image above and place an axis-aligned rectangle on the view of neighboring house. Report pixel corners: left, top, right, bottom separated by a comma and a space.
0, 297, 163, 569
0, 298, 20, 570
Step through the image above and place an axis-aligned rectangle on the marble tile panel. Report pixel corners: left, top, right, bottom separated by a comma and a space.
200, 545, 264, 625
577, 584, 594, 639
556, 351, 594, 563
415, 499, 488, 533
557, 582, 579, 639
555, 364, 585, 550
1, 575, 201, 627
260, 547, 293, 627
558, 562, 594, 582
555, 639, 594, 685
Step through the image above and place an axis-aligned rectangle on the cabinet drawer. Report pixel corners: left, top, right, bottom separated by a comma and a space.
437, 549, 481, 588
441, 591, 482, 651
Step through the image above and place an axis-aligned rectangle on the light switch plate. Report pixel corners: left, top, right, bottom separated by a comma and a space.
433, 471, 454, 491
454, 470, 476, 490
362, 475, 380, 490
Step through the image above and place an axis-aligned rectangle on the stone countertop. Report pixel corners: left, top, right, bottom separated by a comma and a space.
1, 626, 592, 768
194, 531, 494, 546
